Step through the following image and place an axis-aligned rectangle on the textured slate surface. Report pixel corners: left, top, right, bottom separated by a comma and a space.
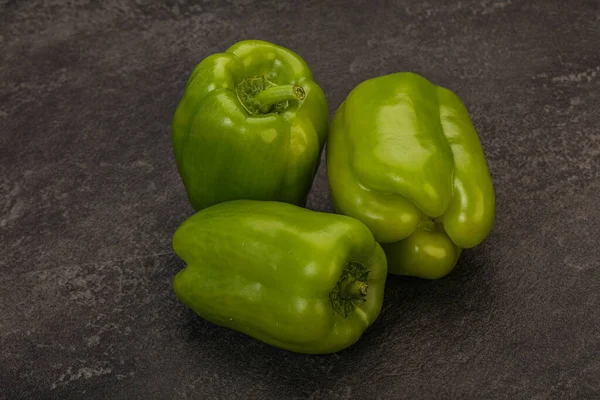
1, 0, 600, 398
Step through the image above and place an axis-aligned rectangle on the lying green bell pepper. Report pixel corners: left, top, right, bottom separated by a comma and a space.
172, 40, 328, 211
327, 72, 495, 279
172, 200, 387, 354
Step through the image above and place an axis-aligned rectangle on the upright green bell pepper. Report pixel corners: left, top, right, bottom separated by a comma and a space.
327, 72, 495, 279
172, 200, 387, 354
172, 40, 328, 211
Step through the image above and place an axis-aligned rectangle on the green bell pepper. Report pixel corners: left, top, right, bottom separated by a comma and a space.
327, 72, 495, 279
172, 200, 387, 354
172, 40, 328, 211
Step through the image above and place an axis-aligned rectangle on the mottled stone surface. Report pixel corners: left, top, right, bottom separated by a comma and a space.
1, 0, 600, 398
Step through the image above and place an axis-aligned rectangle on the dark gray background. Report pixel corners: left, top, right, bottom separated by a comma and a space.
2, 0, 599, 399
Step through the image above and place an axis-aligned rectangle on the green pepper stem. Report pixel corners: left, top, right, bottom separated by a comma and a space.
340, 280, 368, 299
252, 85, 305, 113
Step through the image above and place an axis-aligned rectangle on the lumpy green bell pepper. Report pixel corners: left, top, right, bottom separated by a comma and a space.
327, 72, 495, 279
172, 200, 387, 354
172, 40, 328, 211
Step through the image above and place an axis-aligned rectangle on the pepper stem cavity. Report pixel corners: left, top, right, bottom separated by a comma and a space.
330, 261, 370, 317
236, 77, 305, 115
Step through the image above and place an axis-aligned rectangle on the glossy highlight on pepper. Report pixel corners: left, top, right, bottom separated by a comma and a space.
171, 40, 329, 211
326, 72, 495, 279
